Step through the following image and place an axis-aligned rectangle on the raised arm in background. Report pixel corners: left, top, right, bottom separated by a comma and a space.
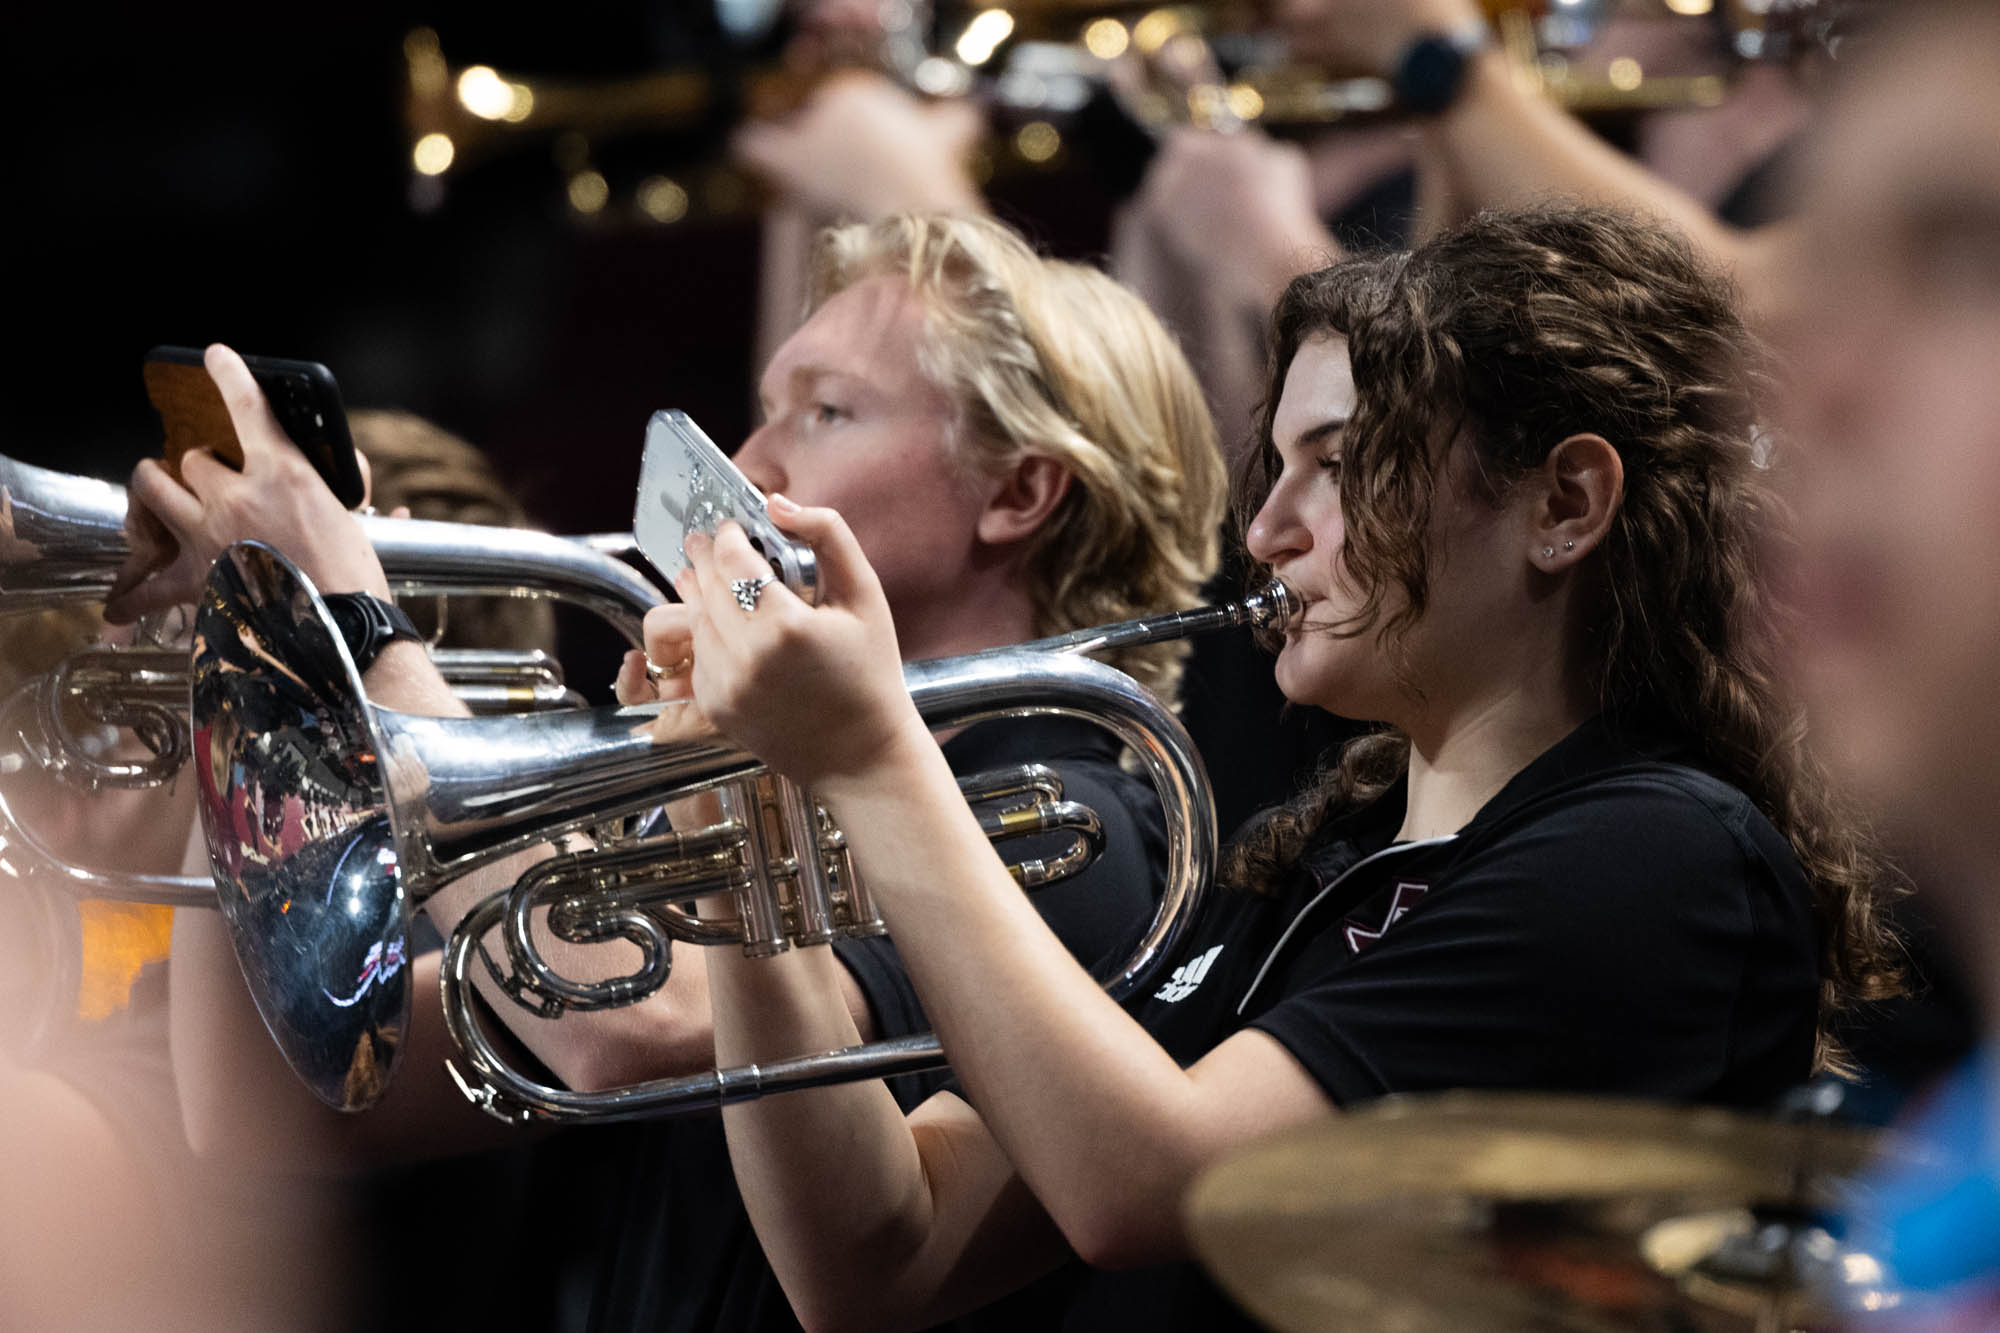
1278, 0, 1798, 318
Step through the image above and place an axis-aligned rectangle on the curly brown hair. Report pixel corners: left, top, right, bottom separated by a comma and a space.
1223, 206, 1904, 1073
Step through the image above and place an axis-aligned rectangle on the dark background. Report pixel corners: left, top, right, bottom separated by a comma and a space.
11, 4, 769, 537
7, 3, 1115, 516
7, 3, 1117, 701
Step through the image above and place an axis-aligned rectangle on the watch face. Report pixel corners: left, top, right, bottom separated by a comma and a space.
1399, 34, 1469, 113
326, 596, 369, 657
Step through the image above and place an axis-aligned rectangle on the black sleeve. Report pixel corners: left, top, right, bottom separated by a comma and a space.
1249, 777, 1816, 1108
833, 756, 1167, 1110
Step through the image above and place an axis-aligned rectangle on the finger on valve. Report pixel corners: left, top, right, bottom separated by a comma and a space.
614, 650, 653, 706
641, 603, 698, 665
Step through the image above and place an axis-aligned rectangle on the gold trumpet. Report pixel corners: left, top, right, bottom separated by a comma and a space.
193, 540, 1293, 1120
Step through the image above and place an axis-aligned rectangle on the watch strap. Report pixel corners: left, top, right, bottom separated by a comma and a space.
323, 592, 422, 674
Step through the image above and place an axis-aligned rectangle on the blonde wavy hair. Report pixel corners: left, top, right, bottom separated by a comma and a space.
807, 214, 1224, 703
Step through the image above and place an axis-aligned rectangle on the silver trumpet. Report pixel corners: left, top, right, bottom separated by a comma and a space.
193, 540, 1293, 1118
0, 451, 668, 907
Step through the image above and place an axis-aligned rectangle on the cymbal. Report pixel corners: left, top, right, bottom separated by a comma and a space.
1185, 1091, 1909, 1333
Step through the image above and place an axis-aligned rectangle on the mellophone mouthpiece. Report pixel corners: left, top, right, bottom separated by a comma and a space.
1010, 579, 1303, 662
1242, 579, 1297, 632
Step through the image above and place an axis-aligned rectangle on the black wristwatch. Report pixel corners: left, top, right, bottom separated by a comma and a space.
323, 592, 422, 673
1393, 20, 1491, 115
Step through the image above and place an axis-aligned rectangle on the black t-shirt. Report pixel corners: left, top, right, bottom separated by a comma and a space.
585, 715, 1167, 1333
999, 716, 1821, 1332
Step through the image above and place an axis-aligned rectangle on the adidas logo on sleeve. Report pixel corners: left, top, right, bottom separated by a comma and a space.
1153, 945, 1224, 1003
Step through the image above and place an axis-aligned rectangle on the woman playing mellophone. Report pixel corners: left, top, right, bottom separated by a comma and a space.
647, 206, 1902, 1330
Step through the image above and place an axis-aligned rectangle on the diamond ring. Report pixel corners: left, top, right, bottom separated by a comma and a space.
731, 575, 777, 613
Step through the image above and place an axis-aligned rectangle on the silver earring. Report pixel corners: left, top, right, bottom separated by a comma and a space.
1564, 540, 1575, 551
1541, 546, 1555, 559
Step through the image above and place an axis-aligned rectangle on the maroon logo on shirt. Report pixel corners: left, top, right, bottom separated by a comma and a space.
1342, 881, 1429, 954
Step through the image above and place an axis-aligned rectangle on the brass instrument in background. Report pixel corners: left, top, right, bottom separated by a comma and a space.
192, 540, 1293, 1119
0, 450, 668, 908
400, 1, 1794, 225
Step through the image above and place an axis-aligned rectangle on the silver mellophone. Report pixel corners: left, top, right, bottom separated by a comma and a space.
1, 449, 1291, 1123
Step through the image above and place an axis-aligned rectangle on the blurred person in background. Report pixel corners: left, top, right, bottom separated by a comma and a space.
1221, 0, 1835, 322
1124, 1, 1818, 443
0, 606, 352, 1332
1777, 0, 2000, 1318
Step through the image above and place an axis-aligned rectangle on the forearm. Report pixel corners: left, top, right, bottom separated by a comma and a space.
1423, 53, 1778, 301
710, 937, 940, 1329
414, 844, 726, 1092
170, 903, 334, 1164
355, 640, 701, 1091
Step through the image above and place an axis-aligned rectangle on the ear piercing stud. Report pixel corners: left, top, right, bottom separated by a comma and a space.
1542, 546, 1555, 559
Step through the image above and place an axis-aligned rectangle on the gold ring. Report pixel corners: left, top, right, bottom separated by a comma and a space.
646, 655, 693, 682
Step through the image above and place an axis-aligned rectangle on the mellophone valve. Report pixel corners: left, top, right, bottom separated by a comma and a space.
472, 761, 1100, 1018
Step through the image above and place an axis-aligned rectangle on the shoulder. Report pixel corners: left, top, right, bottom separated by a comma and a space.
1468, 760, 1796, 889
1384, 759, 1815, 971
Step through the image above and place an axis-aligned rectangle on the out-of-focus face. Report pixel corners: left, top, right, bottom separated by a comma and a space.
734, 274, 992, 654
1779, 16, 2000, 842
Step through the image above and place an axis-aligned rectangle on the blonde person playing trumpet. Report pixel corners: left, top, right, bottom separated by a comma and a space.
122, 216, 1227, 1330
657, 206, 1902, 1331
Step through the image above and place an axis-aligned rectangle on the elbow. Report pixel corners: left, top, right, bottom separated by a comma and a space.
792, 1304, 879, 1333
787, 1280, 926, 1333
779, 1205, 937, 1333
1055, 1152, 1201, 1270
1064, 1199, 1184, 1272
168, 1044, 240, 1164
1069, 1221, 1159, 1273
791, 1291, 941, 1333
